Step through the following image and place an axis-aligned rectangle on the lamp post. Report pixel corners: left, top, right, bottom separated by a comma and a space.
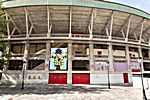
0, 47, 3, 57
138, 57, 147, 100
21, 60, 27, 90
107, 61, 111, 89
0, 47, 3, 81
0, 47, 4, 71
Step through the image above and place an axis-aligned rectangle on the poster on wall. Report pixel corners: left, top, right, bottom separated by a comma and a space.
130, 60, 140, 72
50, 48, 67, 70
94, 61, 128, 72
93, 61, 108, 71
113, 61, 128, 72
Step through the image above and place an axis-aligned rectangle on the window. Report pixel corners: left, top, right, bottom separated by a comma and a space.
97, 51, 102, 55
8, 60, 23, 70
72, 60, 89, 71
143, 62, 150, 71
11, 44, 25, 54
28, 60, 45, 70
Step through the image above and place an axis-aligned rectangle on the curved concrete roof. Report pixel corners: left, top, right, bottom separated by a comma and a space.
2, 0, 150, 19
2, 0, 150, 46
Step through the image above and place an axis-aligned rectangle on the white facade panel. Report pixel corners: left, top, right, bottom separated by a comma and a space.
90, 73, 125, 84
133, 76, 149, 89
87, 48, 108, 55
113, 50, 125, 56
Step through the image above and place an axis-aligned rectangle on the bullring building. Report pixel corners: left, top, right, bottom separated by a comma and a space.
0, 0, 150, 85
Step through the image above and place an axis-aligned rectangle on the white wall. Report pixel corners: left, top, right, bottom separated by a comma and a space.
87, 48, 108, 55
0, 71, 48, 85
133, 76, 150, 89
113, 50, 125, 56
87, 48, 127, 56
90, 73, 132, 84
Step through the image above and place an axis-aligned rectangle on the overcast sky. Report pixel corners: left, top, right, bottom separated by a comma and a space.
106, 0, 150, 13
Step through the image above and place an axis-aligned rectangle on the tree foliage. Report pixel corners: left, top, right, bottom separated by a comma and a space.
0, 2, 7, 70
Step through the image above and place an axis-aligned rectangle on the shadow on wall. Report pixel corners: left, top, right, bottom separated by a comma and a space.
0, 71, 22, 85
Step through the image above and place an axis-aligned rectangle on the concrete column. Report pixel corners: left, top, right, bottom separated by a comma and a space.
6, 42, 10, 70
126, 45, 133, 84
23, 42, 29, 71
67, 42, 72, 84
148, 50, 150, 59
45, 41, 50, 71
25, 11, 29, 38
108, 43, 114, 71
89, 13, 94, 39
89, 42, 94, 71
69, 7, 72, 38
126, 45, 131, 72
138, 46, 144, 71
6, 15, 10, 39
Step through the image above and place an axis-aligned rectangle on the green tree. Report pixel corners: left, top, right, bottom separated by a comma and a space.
0, 2, 8, 70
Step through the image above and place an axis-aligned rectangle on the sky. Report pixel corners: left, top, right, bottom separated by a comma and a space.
105, 0, 150, 13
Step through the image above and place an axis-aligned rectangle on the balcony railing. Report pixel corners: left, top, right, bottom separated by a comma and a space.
51, 33, 69, 37
73, 54, 89, 60
29, 53, 46, 58
73, 54, 89, 57
94, 55, 108, 61
113, 56, 126, 58
11, 34, 26, 38
93, 35, 108, 39
72, 34, 89, 38
30, 34, 47, 37
10, 53, 24, 57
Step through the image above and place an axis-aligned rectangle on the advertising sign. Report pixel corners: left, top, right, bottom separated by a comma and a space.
50, 48, 67, 70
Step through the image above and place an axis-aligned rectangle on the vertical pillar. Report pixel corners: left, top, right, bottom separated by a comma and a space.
47, 6, 52, 38
25, 11, 29, 38
125, 15, 131, 42
126, 45, 131, 72
108, 43, 114, 71
6, 15, 10, 39
5, 42, 10, 70
45, 41, 50, 70
67, 42, 72, 84
109, 12, 114, 40
89, 9, 94, 39
138, 46, 144, 71
69, 7, 72, 38
89, 42, 94, 71
126, 45, 133, 84
148, 50, 150, 59
23, 42, 29, 71
139, 19, 145, 44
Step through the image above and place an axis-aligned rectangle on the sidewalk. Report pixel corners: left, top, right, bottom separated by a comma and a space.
0, 84, 150, 100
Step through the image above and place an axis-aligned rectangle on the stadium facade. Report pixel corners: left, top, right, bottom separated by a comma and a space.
0, 0, 150, 85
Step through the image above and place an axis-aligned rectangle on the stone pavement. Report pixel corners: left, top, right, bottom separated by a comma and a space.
0, 84, 150, 100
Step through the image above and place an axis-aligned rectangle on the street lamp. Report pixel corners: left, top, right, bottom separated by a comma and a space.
0, 47, 3, 57
138, 57, 147, 100
107, 61, 111, 89
21, 60, 27, 90
0, 47, 4, 71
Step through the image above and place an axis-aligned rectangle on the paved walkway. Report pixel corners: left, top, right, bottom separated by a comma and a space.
0, 84, 150, 100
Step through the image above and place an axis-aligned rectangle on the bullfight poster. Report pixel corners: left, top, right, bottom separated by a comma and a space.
50, 48, 67, 70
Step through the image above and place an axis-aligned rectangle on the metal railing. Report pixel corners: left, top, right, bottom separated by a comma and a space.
51, 33, 69, 37
73, 54, 89, 57
93, 35, 108, 39
72, 34, 89, 38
